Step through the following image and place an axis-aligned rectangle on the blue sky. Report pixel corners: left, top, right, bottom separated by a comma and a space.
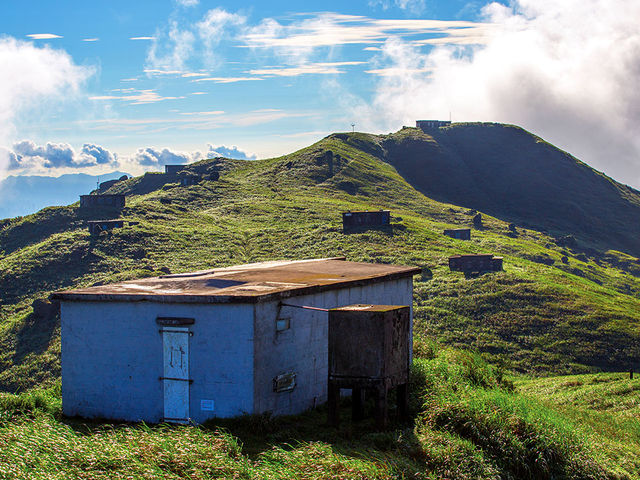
1, 0, 640, 188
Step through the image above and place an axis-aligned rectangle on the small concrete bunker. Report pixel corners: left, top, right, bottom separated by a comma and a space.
342, 210, 391, 232
79, 194, 125, 209
444, 228, 471, 240
53, 258, 419, 424
449, 254, 503, 273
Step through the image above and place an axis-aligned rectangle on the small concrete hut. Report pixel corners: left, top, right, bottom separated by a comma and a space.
53, 258, 419, 424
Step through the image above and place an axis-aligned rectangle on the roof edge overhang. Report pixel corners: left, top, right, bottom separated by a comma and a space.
51, 267, 421, 305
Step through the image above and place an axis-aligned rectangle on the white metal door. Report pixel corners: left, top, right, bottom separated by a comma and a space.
162, 327, 190, 423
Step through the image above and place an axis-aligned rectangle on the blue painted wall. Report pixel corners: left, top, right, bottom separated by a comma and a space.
61, 301, 254, 423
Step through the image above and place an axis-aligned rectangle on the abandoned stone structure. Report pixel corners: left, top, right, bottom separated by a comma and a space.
87, 219, 124, 235
165, 165, 187, 175
444, 228, 471, 240
449, 254, 503, 273
79, 194, 125, 209
342, 210, 391, 232
416, 120, 451, 131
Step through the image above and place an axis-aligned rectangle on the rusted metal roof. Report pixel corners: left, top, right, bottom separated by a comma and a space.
52, 258, 421, 304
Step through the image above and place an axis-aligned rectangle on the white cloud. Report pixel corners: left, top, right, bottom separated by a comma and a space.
242, 14, 491, 50
0, 37, 93, 179
192, 76, 262, 83
179, 110, 224, 115
207, 144, 256, 160
130, 36, 155, 41
89, 89, 184, 105
7, 140, 118, 170
249, 61, 365, 77
145, 8, 246, 73
82, 38, 99, 42
369, 0, 426, 15
26, 33, 62, 40
130, 146, 196, 167
347, 0, 640, 187
176, 0, 198, 6
196, 8, 246, 67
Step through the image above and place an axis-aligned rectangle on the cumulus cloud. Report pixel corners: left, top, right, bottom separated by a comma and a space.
131, 147, 197, 167
355, 0, 640, 187
207, 144, 256, 160
0, 37, 93, 179
6, 140, 118, 170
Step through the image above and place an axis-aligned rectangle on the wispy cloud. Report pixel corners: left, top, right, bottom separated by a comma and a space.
89, 89, 184, 105
369, 0, 426, 15
365, 66, 431, 76
82, 38, 99, 42
242, 14, 493, 50
178, 110, 224, 115
192, 76, 262, 83
176, 0, 198, 6
249, 61, 365, 77
26, 33, 62, 40
130, 36, 155, 40
190, 91, 207, 95
145, 8, 246, 73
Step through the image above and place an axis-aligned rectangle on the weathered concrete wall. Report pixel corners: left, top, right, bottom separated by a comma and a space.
61, 301, 254, 423
252, 277, 413, 416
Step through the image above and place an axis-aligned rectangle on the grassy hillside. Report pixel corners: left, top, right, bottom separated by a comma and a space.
0, 126, 639, 392
0, 347, 636, 479
360, 124, 640, 257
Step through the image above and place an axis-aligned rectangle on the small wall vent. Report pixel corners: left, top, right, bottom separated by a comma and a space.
273, 372, 296, 393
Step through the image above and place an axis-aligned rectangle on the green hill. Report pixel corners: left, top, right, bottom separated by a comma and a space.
1, 123, 639, 392
1, 122, 640, 478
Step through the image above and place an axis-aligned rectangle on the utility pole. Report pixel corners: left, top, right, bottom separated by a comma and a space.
351, 123, 355, 132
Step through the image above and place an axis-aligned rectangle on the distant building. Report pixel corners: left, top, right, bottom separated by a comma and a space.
342, 210, 391, 232
79, 194, 125, 209
53, 258, 420, 424
449, 254, 503, 273
165, 165, 187, 175
444, 228, 471, 240
416, 120, 451, 131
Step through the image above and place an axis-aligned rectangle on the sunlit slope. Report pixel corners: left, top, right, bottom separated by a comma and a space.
346, 124, 640, 257
0, 128, 639, 391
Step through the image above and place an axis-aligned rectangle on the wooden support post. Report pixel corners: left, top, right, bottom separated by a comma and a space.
397, 383, 408, 422
328, 382, 340, 427
352, 387, 364, 421
631, 370, 634, 380
374, 384, 388, 429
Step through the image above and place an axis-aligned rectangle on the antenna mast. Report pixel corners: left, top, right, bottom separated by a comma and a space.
351, 123, 355, 133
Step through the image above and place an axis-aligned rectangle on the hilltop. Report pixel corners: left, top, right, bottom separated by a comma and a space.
334, 124, 640, 257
